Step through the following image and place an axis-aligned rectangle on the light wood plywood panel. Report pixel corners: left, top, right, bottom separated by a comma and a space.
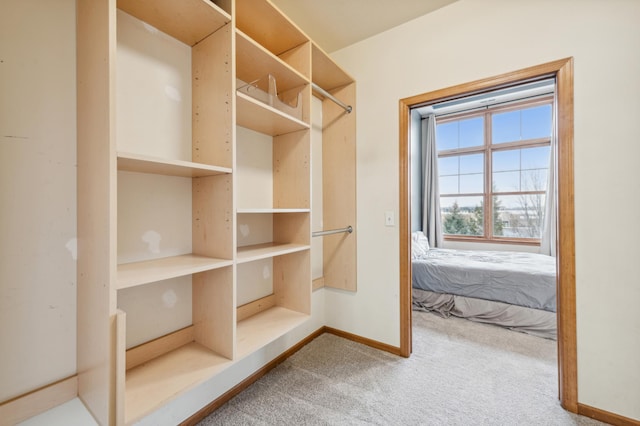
237, 294, 277, 322
117, 255, 233, 289
192, 24, 233, 169
311, 43, 354, 92
117, 152, 231, 177
274, 212, 310, 245
236, 92, 309, 136
125, 342, 232, 424
193, 267, 235, 359
236, 0, 309, 56
0, 377, 78, 425
236, 30, 309, 92
115, 310, 126, 425
237, 242, 309, 263
279, 41, 311, 80
236, 307, 309, 358
273, 130, 310, 209
274, 250, 311, 314
193, 174, 234, 260
322, 83, 357, 291
237, 208, 309, 213
117, 0, 230, 46
125, 326, 194, 371
76, 0, 117, 423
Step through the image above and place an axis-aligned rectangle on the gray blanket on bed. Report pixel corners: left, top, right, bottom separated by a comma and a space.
412, 249, 556, 312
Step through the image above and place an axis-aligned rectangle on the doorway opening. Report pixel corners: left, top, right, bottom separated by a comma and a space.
398, 58, 577, 412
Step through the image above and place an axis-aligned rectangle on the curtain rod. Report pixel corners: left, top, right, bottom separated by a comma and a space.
311, 82, 352, 114
432, 92, 554, 119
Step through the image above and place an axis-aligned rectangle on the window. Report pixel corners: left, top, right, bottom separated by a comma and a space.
436, 98, 553, 243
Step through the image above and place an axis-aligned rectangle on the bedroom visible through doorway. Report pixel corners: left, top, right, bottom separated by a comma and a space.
398, 58, 577, 412
409, 80, 558, 339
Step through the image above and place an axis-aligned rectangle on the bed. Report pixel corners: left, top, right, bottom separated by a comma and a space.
411, 231, 557, 339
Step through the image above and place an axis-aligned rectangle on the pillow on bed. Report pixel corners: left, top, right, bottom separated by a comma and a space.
411, 231, 430, 259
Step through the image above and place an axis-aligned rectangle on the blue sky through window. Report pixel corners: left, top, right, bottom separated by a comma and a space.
492, 104, 552, 143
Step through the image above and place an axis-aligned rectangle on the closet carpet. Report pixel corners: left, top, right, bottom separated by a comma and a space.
198, 311, 603, 425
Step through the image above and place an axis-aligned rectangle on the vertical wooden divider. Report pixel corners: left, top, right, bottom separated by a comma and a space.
322, 83, 357, 291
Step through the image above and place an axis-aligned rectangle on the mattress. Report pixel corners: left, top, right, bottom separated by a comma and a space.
412, 248, 557, 312
412, 288, 557, 340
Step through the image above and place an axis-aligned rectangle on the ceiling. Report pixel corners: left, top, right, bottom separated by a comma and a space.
270, 0, 459, 53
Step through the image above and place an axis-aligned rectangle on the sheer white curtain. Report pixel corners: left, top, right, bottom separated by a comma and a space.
540, 115, 557, 257
421, 115, 443, 247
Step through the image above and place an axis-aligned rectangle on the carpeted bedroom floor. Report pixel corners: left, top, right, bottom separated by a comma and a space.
198, 311, 604, 425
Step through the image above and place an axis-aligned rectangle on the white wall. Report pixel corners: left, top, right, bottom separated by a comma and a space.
330, 0, 640, 420
0, 0, 77, 402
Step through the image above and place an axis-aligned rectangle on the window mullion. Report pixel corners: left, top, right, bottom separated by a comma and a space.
485, 110, 493, 240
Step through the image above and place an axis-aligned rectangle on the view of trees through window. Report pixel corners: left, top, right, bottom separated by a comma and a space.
436, 98, 552, 242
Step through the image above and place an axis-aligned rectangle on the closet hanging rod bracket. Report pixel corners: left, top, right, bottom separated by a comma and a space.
311, 82, 352, 114
312, 226, 353, 238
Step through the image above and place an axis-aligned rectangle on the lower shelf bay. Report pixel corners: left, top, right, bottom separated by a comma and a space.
125, 341, 232, 424
236, 306, 309, 358
124, 306, 309, 423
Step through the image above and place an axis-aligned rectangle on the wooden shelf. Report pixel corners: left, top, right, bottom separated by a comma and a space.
236, 306, 309, 358
237, 243, 309, 264
117, 0, 230, 46
117, 255, 233, 289
311, 43, 354, 92
237, 208, 310, 214
125, 341, 232, 424
236, 0, 308, 56
117, 152, 231, 177
237, 92, 309, 136
236, 30, 308, 93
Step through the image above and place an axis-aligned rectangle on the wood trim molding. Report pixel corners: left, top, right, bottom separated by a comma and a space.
578, 404, 640, 426
398, 58, 577, 411
399, 99, 413, 358
324, 326, 403, 356
555, 57, 578, 413
0, 376, 78, 425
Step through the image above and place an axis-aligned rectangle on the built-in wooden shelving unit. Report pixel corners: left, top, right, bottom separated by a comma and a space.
77, 0, 355, 423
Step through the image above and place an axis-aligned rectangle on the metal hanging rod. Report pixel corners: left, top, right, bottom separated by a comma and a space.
311, 82, 352, 114
312, 225, 353, 238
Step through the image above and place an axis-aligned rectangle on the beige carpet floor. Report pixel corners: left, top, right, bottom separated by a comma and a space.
199, 311, 604, 425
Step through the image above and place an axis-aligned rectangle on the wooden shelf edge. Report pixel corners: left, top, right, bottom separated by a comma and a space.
236, 92, 310, 135
117, 255, 233, 290
236, 243, 310, 263
117, 152, 232, 177
236, 208, 310, 214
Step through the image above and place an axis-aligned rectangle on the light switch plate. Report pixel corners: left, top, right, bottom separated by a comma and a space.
385, 210, 395, 227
